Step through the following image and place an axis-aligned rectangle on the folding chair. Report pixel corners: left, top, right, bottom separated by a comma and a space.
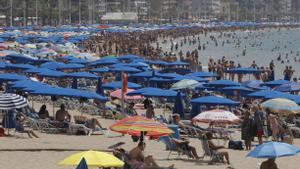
199, 135, 224, 164
159, 136, 193, 159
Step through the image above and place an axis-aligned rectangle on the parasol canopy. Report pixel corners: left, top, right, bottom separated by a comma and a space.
110, 116, 173, 138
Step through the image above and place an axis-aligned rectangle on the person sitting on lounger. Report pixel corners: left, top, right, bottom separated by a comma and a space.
129, 142, 174, 169
38, 104, 49, 119
171, 137, 200, 159
206, 132, 230, 165
55, 104, 71, 122
55, 104, 71, 128
15, 113, 39, 138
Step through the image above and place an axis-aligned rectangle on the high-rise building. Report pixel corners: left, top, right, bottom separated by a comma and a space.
191, 0, 221, 20
105, 0, 122, 12
129, 0, 150, 20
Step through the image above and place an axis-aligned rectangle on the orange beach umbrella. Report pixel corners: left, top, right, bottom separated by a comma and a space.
110, 116, 173, 138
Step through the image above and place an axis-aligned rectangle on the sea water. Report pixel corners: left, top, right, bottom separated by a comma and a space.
158, 28, 300, 79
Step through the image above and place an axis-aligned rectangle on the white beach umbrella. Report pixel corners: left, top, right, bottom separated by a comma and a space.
192, 109, 241, 124
171, 79, 199, 90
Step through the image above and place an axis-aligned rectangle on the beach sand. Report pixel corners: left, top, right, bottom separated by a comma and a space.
1, 102, 300, 169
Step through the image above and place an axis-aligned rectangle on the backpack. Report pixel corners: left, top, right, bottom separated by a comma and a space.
228, 140, 244, 150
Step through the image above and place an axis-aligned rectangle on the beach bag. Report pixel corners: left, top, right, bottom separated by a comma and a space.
228, 140, 243, 150
0, 128, 5, 137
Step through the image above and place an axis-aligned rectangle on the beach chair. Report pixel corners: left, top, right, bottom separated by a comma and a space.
68, 123, 93, 136
159, 136, 193, 159
199, 135, 224, 164
27, 117, 64, 133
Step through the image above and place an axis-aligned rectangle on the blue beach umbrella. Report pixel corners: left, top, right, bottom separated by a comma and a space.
172, 75, 208, 82
5, 63, 36, 70
222, 86, 254, 92
191, 96, 240, 106
226, 67, 263, 74
274, 82, 300, 92
149, 77, 173, 83
187, 71, 217, 78
76, 158, 88, 169
130, 71, 156, 78
206, 80, 240, 87
126, 87, 159, 96
0, 73, 27, 82
262, 79, 291, 88
242, 80, 263, 89
90, 67, 109, 73
155, 73, 180, 79
142, 89, 178, 98
65, 72, 98, 79
148, 60, 168, 66
89, 58, 119, 66
37, 69, 67, 78
102, 81, 141, 90
247, 142, 300, 158
110, 66, 141, 73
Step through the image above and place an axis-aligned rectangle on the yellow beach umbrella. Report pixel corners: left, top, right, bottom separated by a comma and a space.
58, 150, 124, 168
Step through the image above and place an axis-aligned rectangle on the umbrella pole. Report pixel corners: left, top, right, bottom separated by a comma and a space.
6, 111, 9, 135
53, 101, 55, 119
31, 97, 34, 108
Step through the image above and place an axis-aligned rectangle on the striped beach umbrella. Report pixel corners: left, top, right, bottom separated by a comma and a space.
261, 98, 300, 114
0, 93, 28, 110
110, 116, 173, 138
192, 109, 241, 124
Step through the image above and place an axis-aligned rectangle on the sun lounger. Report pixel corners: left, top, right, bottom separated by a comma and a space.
26, 117, 65, 133
68, 123, 93, 136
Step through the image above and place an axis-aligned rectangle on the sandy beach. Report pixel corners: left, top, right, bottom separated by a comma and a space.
1, 103, 300, 169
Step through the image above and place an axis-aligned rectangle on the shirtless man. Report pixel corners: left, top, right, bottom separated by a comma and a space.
260, 159, 278, 169
55, 104, 71, 122
129, 142, 174, 169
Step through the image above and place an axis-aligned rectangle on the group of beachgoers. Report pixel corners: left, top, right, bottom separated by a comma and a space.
2, 24, 300, 169
8, 103, 105, 138
82, 24, 300, 83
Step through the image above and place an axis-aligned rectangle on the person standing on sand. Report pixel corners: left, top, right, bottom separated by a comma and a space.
253, 105, 266, 145
241, 111, 255, 150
